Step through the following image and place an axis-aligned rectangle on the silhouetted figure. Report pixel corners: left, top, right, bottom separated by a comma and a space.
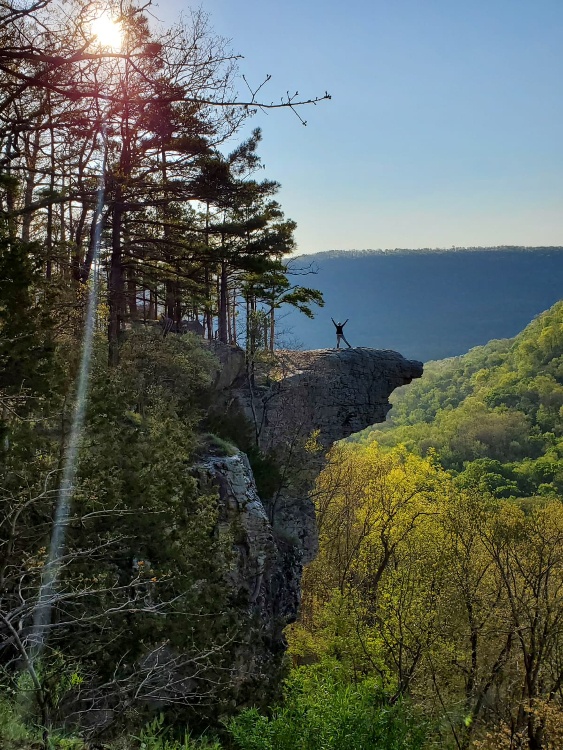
332, 318, 352, 348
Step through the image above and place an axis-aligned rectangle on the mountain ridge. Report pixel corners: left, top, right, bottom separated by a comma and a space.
281, 246, 563, 361
296, 245, 563, 259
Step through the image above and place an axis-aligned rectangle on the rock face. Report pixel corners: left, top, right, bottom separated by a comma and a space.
198, 346, 423, 701
237, 348, 424, 450
194, 451, 302, 701
205, 340, 246, 392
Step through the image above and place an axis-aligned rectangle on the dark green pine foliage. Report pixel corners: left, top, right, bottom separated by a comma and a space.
0, 210, 60, 468
0, 232, 55, 403
62, 332, 235, 722
245, 265, 324, 319
0, 326, 243, 734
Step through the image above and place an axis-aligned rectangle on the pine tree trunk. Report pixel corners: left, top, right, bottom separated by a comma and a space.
126, 264, 138, 320
270, 307, 275, 351
218, 261, 229, 343
45, 98, 56, 280
108, 195, 124, 366
231, 287, 237, 344
204, 267, 213, 339
175, 294, 182, 327
71, 203, 88, 282
204, 202, 213, 338
21, 127, 40, 244
246, 297, 251, 356
227, 285, 232, 343
165, 279, 175, 321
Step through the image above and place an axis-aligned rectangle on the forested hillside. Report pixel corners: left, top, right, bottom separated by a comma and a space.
0, 1, 330, 748
292, 440, 563, 749
289, 303, 563, 749
353, 300, 563, 500
283, 248, 563, 360
5, 1, 563, 748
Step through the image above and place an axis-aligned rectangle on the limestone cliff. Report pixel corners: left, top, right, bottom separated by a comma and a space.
198, 346, 423, 700
237, 347, 424, 449
195, 452, 301, 699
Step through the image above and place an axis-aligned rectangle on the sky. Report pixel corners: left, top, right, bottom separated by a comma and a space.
152, 0, 563, 254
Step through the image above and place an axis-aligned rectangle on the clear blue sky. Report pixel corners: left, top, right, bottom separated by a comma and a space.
153, 0, 563, 254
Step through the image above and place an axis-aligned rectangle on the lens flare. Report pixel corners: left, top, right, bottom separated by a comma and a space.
91, 13, 122, 51
31, 127, 108, 657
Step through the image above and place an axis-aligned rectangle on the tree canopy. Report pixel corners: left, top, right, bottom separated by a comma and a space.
352, 301, 563, 500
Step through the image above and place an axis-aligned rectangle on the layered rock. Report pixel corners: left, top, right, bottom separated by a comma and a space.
197, 346, 423, 700
237, 347, 424, 450
194, 451, 302, 702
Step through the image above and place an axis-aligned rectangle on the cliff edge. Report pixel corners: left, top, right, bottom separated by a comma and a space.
240, 347, 424, 449
198, 346, 423, 703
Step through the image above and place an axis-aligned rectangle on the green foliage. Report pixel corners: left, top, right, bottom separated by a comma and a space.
245, 264, 325, 319
243, 445, 282, 501
455, 458, 520, 498
200, 433, 239, 457
0, 696, 88, 749
0, 664, 430, 750
61, 332, 235, 703
353, 301, 563, 496
132, 714, 221, 750
0, 697, 38, 748
297, 437, 563, 748
0, 328, 241, 735
0, 233, 57, 403
226, 662, 429, 750
0, 2, 324, 744
203, 401, 282, 500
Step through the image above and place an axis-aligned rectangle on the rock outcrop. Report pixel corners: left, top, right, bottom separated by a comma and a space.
237, 348, 424, 450
195, 452, 301, 697
197, 346, 423, 701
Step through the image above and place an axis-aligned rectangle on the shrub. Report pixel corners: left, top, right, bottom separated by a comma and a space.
226, 662, 429, 750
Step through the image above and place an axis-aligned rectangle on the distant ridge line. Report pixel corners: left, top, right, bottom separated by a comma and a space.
294, 246, 563, 261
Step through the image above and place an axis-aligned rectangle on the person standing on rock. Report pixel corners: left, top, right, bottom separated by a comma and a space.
332, 318, 352, 349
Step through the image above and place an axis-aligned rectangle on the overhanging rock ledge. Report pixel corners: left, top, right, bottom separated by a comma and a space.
196, 346, 423, 702
235, 347, 424, 449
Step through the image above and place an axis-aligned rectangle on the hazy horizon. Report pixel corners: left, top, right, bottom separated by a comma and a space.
281, 247, 563, 360
293, 244, 563, 257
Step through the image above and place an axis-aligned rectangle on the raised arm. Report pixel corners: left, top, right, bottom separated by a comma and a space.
343, 319, 349, 327
331, 318, 337, 327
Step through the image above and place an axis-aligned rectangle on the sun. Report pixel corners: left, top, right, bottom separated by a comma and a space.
91, 13, 122, 51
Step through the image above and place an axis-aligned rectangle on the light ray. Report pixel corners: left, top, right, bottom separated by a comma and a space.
31, 127, 108, 657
